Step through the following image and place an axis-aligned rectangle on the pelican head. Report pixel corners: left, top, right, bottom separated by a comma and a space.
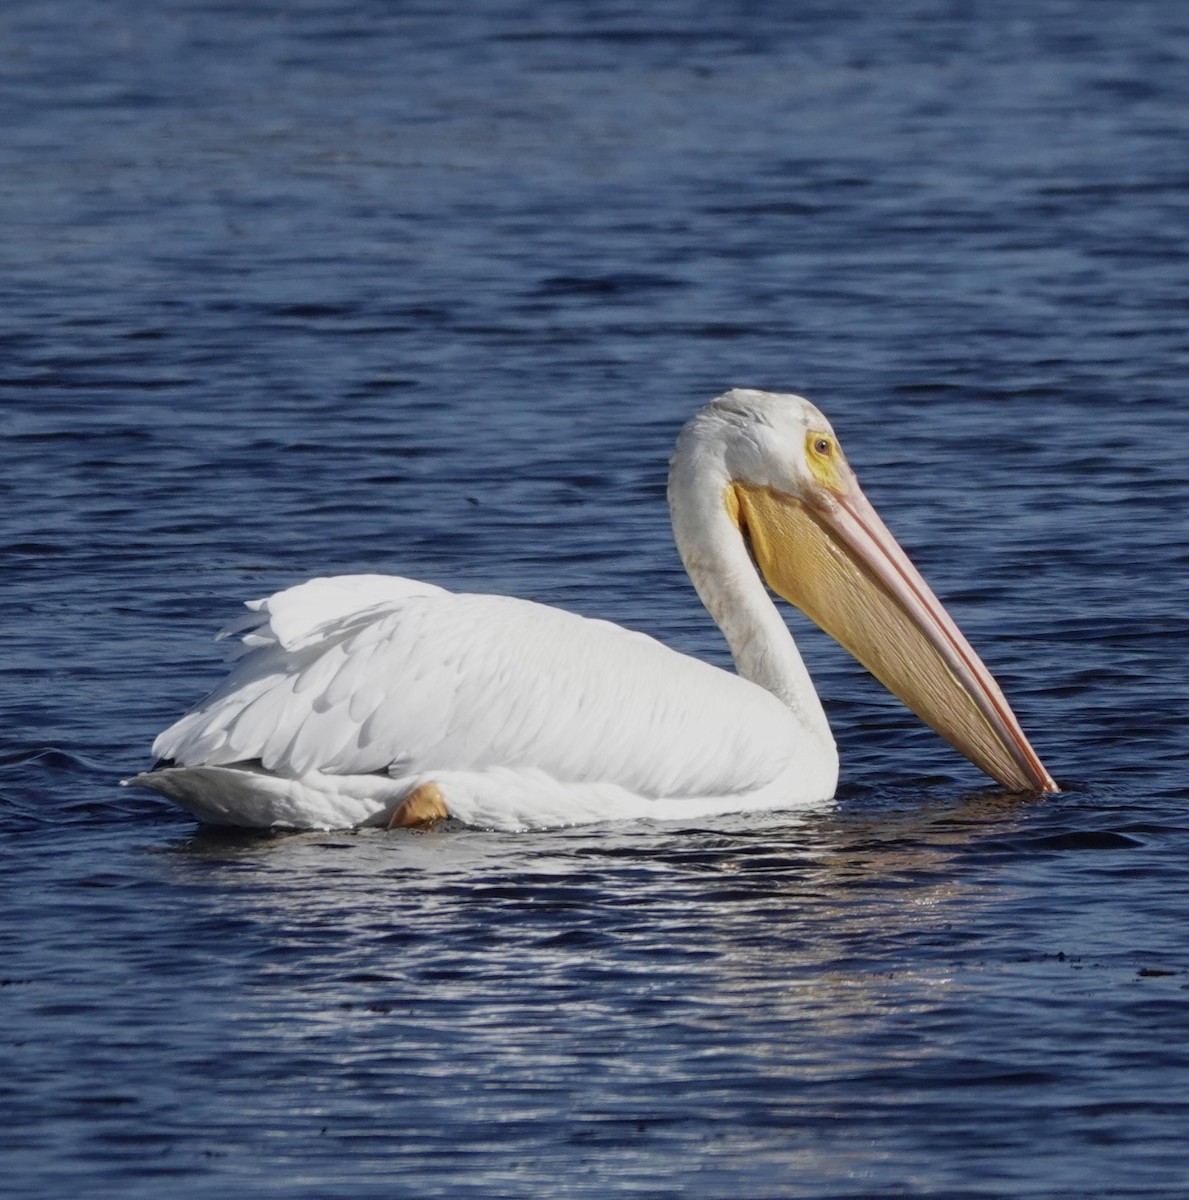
671, 388, 1056, 794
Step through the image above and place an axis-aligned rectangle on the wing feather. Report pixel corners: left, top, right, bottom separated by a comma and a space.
155, 575, 797, 799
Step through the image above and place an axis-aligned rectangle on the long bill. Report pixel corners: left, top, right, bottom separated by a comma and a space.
731, 479, 1057, 793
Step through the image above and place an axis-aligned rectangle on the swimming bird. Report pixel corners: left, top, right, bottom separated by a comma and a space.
128, 388, 1056, 831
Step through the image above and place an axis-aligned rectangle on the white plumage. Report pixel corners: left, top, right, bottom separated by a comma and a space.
130, 389, 1054, 831
140, 574, 817, 830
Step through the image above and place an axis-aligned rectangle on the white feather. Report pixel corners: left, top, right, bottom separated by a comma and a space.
148, 580, 805, 818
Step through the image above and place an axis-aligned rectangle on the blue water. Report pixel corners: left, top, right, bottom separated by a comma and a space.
3, 1, 1189, 1195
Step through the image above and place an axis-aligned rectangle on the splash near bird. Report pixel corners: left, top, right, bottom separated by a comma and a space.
128, 389, 1056, 831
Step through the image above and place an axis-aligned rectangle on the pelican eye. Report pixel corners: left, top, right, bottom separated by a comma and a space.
812, 436, 832, 457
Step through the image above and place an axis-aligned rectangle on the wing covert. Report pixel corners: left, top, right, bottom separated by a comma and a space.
154, 577, 797, 799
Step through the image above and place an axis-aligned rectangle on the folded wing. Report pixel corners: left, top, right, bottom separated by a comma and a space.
153, 574, 798, 801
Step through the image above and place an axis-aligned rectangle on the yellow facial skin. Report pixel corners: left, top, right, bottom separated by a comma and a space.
804, 430, 847, 493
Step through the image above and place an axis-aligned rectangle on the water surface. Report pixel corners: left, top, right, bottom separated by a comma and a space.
3, 2, 1189, 1196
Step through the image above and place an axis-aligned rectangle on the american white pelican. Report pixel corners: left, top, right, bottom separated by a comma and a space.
128, 389, 1056, 831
